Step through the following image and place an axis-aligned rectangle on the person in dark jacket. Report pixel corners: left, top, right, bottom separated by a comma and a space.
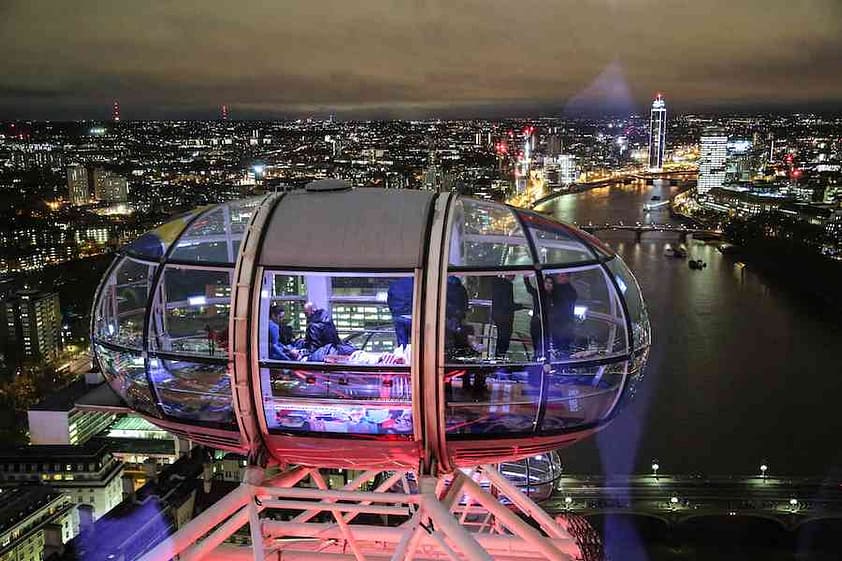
548, 273, 578, 355
387, 277, 414, 347
303, 302, 342, 353
524, 274, 577, 360
445, 275, 470, 355
491, 274, 522, 358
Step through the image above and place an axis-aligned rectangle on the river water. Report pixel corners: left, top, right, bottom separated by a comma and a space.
536, 180, 842, 560
536, 180, 842, 478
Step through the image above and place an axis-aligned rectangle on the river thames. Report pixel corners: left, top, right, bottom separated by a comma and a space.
536, 180, 842, 478
536, 180, 842, 560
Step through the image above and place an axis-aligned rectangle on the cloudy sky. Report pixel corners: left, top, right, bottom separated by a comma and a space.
1, 0, 841, 119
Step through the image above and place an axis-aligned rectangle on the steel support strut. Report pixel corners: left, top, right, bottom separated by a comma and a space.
139, 465, 580, 561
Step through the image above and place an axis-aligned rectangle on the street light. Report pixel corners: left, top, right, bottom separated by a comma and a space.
760, 463, 768, 480
789, 498, 798, 512
564, 496, 572, 510
651, 460, 660, 479
670, 496, 679, 510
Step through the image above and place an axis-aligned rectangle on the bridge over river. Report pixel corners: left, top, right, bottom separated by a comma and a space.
574, 223, 722, 242
543, 474, 842, 530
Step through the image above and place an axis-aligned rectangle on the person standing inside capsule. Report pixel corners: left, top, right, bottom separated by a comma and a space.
491, 274, 521, 359
387, 277, 413, 348
549, 272, 578, 356
524, 274, 577, 360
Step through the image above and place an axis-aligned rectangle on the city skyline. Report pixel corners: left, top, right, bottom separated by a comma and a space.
2, 1, 842, 120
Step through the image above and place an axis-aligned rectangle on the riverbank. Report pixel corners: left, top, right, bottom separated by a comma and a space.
719, 238, 842, 313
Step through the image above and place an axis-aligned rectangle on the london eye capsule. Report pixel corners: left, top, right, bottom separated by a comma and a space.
92, 180, 650, 473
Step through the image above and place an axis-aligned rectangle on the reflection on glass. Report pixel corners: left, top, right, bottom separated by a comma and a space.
605, 257, 650, 350
445, 365, 541, 436
266, 367, 411, 401
150, 359, 234, 426
151, 266, 232, 358
124, 212, 195, 259
540, 267, 628, 362
266, 401, 413, 435
169, 198, 262, 264
445, 273, 538, 363
95, 344, 159, 417
260, 271, 414, 363
449, 199, 532, 267
517, 210, 599, 264
541, 362, 627, 433
95, 257, 156, 349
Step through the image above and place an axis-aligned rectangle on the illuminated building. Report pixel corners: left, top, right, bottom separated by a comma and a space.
28, 375, 116, 446
89, 180, 650, 560
648, 94, 667, 171
725, 139, 754, 184
698, 128, 728, 194
3, 289, 61, 360
93, 169, 129, 203
0, 442, 123, 521
543, 155, 577, 187
67, 164, 90, 206
220, 104, 229, 121
112, 101, 120, 122
0, 487, 78, 561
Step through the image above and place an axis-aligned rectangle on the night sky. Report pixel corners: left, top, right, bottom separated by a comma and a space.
1, 0, 841, 119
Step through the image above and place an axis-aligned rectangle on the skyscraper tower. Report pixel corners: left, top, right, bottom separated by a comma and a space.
112, 100, 120, 122
221, 104, 229, 121
648, 94, 666, 171
698, 128, 728, 195
67, 164, 90, 206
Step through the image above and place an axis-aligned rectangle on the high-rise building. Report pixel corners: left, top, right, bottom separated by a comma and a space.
546, 134, 563, 158
67, 164, 90, 206
543, 155, 577, 187
725, 139, 754, 184
698, 128, 728, 195
92, 169, 128, 203
221, 104, 229, 121
112, 100, 120, 122
3, 289, 61, 360
648, 94, 667, 171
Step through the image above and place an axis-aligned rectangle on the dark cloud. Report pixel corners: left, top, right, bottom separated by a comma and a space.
1, 0, 841, 119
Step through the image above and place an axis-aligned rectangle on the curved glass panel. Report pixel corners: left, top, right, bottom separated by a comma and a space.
541, 361, 627, 433
150, 266, 232, 358
444, 273, 540, 364
605, 257, 650, 350
498, 452, 563, 500
625, 347, 649, 400
124, 212, 196, 259
94, 344, 159, 417
169, 198, 262, 264
538, 266, 628, 362
149, 358, 234, 426
449, 199, 532, 267
445, 365, 541, 436
94, 257, 156, 349
517, 211, 599, 265
259, 271, 414, 363
261, 365, 413, 436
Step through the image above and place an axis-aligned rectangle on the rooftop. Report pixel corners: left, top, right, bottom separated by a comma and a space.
0, 486, 65, 532
29, 376, 100, 412
0, 440, 111, 462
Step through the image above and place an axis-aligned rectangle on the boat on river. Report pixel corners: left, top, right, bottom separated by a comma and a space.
664, 243, 688, 258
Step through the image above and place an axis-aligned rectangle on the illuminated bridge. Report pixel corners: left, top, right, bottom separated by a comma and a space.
544, 474, 842, 530
575, 223, 722, 242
